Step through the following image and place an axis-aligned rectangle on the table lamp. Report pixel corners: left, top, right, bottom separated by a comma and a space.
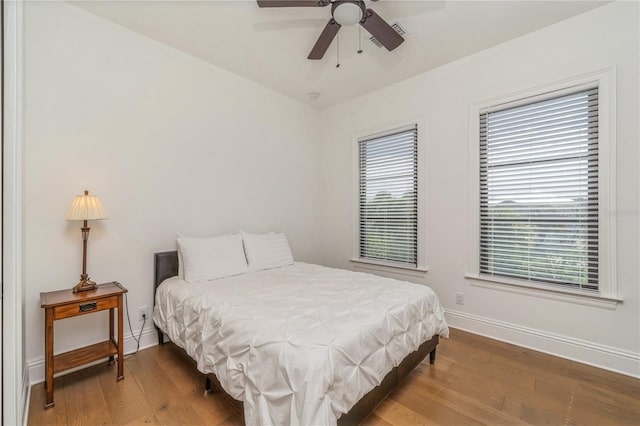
66, 190, 108, 292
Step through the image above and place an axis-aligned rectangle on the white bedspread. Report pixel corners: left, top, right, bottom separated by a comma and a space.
153, 262, 449, 425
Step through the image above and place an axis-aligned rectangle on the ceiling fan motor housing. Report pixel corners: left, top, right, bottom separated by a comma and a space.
332, 0, 366, 26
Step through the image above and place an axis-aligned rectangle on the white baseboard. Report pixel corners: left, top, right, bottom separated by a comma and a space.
27, 327, 159, 386
445, 309, 640, 378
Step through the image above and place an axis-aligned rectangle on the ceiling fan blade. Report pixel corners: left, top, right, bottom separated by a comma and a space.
257, 0, 329, 7
360, 8, 404, 51
307, 18, 341, 60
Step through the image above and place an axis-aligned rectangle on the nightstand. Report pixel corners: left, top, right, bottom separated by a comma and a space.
40, 281, 128, 409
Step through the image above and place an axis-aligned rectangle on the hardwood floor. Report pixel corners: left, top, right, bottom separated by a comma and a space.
28, 328, 640, 425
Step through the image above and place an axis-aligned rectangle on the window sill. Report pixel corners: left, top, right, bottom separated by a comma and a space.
464, 273, 622, 310
350, 258, 428, 278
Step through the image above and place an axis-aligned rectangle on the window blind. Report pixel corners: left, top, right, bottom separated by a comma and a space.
479, 88, 599, 291
359, 125, 418, 266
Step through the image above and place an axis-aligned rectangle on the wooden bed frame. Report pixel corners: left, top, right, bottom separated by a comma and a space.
153, 251, 439, 425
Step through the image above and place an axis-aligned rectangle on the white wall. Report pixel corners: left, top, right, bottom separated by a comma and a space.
317, 1, 639, 376
23, 1, 322, 383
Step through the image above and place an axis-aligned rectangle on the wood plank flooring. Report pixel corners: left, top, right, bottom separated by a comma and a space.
28, 328, 640, 425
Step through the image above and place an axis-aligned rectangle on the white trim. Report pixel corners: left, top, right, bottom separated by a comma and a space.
467, 67, 618, 302
27, 327, 159, 385
465, 273, 620, 310
3, 2, 24, 425
351, 116, 428, 271
359, 123, 418, 142
481, 80, 598, 114
445, 309, 640, 378
350, 258, 428, 278
598, 67, 617, 298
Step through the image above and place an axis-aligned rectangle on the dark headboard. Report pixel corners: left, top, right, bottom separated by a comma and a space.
154, 251, 179, 345
154, 251, 179, 291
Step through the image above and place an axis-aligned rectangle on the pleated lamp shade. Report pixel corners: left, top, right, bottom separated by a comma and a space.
66, 190, 108, 221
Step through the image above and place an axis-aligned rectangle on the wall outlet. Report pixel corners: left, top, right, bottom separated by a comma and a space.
455, 292, 464, 306
138, 305, 149, 322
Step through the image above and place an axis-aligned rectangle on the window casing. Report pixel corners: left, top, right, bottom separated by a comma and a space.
479, 88, 600, 292
467, 70, 616, 307
358, 125, 418, 267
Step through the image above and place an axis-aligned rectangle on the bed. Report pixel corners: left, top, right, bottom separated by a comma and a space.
153, 250, 449, 425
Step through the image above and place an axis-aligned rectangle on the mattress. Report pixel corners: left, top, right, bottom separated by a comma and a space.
153, 262, 449, 425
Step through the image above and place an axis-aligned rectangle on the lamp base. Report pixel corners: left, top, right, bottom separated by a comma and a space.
72, 275, 97, 293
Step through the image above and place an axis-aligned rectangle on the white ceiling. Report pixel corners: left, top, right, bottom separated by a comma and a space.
71, 0, 607, 109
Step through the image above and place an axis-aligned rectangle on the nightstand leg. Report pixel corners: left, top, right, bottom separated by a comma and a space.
44, 308, 55, 408
116, 295, 124, 381
108, 308, 115, 365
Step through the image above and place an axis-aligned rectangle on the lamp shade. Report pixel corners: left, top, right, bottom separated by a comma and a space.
66, 190, 108, 221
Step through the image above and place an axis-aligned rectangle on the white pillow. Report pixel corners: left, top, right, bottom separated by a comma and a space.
241, 232, 294, 272
177, 245, 184, 279
177, 234, 248, 283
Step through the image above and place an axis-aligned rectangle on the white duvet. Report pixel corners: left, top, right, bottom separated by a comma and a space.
153, 262, 449, 426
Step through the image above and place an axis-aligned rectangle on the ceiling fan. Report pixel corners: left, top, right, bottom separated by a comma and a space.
257, 0, 404, 60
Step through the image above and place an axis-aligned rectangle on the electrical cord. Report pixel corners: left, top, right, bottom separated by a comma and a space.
124, 292, 146, 359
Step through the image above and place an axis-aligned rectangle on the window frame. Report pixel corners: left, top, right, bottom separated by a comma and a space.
351, 119, 427, 274
466, 68, 619, 308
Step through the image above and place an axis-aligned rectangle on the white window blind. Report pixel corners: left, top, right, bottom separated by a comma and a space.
480, 87, 599, 291
359, 125, 418, 266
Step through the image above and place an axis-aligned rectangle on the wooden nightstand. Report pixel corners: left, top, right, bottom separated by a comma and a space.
40, 281, 128, 409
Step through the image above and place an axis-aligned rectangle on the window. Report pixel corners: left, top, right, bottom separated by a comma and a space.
358, 125, 418, 267
479, 87, 599, 291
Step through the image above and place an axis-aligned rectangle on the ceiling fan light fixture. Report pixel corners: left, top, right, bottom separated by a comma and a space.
332, 2, 363, 26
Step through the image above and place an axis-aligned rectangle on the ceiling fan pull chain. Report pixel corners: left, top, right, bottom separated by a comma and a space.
336, 32, 341, 68
358, 26, 363, 54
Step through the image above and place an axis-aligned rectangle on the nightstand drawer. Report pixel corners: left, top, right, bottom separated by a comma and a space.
53, 296, 118, 320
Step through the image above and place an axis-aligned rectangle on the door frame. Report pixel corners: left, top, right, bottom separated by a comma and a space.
3, 0, 24, 424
